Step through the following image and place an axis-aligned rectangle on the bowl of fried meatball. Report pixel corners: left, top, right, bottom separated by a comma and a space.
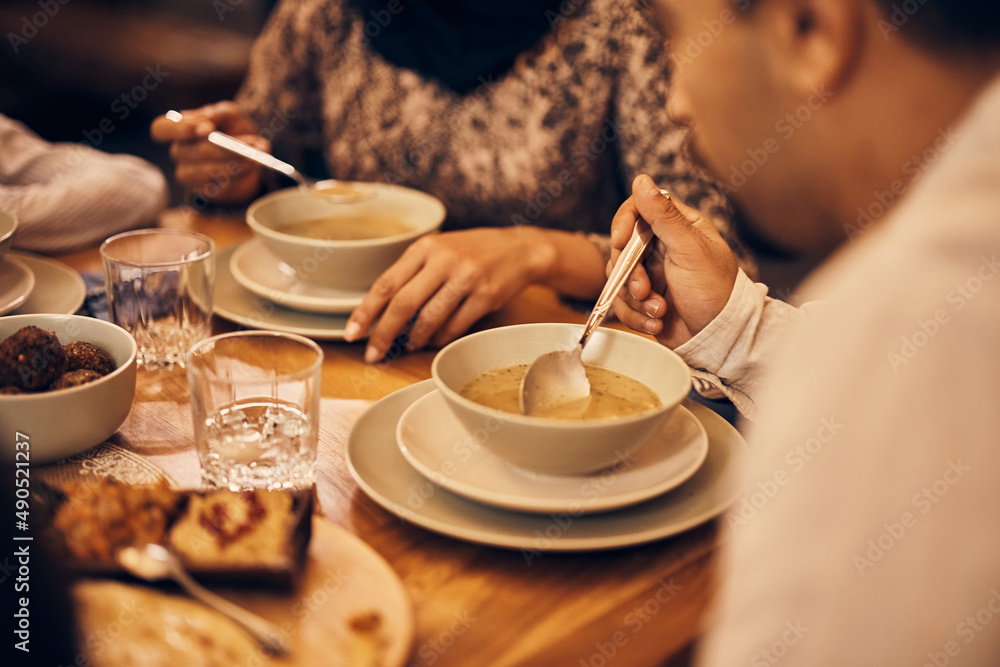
0, 314, 138, 463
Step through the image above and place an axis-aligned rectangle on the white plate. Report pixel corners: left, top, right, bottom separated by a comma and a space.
347, 380, 748, 552
213, 244, 353, 340
229, 239, 367, 314
396, 389, 709, 514
9, 251, 85, 315
0, 256, 35, 315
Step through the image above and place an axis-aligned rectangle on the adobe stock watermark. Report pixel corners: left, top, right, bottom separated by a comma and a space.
669, 6, 740, 72
923, 588, 1000, 667
751, 619, 810, 667
520, 450, 638, 565
545, 0, 586, 29
579, 578, 683, 667
853, 459, 970, 575
409, 609, 477, 667
78, 65, 172, 153
224, 567, 350, 667
70, 598, 145, 665
213, 0, 252, 21
844, 126, 960, 242
887, 255, 999, 373
7, 0, 70, 54
725, 417, 843, 533
381, 73, 501, 187
511, 117, 622, 226
396, 410, 505, 522
24, 65, 173, 194
719, 85, 834, 195
341, 0, 412, 57
877, 0, 931, 40
183, 108, 296, 212
406, 275, 472, 343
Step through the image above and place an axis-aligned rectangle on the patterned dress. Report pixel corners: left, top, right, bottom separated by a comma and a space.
236, 0, 752, 269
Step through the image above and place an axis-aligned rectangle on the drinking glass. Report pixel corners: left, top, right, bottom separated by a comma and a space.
101, 229, 215, 369
187, 331, 323, 491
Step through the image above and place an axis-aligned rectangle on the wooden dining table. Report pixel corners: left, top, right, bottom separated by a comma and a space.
51, 207, 732, 667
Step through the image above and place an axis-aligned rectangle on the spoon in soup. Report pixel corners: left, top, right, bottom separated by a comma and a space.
165, 110, 370, 204
518, 192, 666, 417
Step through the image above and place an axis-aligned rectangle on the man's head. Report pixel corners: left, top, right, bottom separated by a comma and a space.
656, 0, 1000, 257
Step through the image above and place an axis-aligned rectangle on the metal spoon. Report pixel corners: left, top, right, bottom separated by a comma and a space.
165, 110, 370, 204
117, 543, 290, 656
519, 191, 668, 417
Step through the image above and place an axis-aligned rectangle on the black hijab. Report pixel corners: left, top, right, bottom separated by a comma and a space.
349, 0, 567, 94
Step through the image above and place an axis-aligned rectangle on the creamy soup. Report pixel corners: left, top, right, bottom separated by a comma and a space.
275, 215, 413, 241
460, 363, 661, 420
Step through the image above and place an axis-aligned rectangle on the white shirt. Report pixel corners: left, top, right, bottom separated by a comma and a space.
687, 75, 1000, 665
0, 114, 168, 254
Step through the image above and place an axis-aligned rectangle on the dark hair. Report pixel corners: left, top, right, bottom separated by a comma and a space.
878, 0, 1000, 52
739, 0, 1000, 53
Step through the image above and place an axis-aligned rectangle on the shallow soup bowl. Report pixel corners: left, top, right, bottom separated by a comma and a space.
431, 323, 693, 476
247, 182, 446, 290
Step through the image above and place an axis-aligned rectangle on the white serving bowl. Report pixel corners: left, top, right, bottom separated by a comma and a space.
247, 182, 446, 290
0, 314, 138, 464
431, 323, 693, 476
0, 208, 16, 263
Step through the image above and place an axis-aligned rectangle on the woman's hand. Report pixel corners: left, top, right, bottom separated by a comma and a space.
344, 226, 588, 362
150, 102, 265, 205
611, 174, 739, 349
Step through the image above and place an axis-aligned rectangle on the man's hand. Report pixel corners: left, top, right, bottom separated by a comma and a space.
610, 174, 739, 348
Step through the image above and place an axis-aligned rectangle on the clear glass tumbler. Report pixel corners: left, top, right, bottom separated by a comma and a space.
101, 229, 215, 369
186, 331, 323, 491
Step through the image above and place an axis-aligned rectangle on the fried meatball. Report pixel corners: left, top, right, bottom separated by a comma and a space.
0, 326, 68, 391
52, 369, 103, 390
63, 341, 116, 376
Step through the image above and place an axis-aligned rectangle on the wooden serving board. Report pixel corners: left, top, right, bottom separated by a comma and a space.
74, 518, 414, 667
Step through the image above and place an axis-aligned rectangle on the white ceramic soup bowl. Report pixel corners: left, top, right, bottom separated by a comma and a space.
247, 182, 446, 289
0, 314, 138, 464
431, 323, 693, 476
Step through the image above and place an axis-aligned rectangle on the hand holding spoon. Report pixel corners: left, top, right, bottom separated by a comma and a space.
519, 191, 667, 417
165, 110, 369, 203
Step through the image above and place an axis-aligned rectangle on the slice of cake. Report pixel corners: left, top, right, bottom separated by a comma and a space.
42, 480, 312, 587
169, 488, 312, 585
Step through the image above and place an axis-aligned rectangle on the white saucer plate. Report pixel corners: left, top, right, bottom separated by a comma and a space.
0, 256, 35, 315
396, 389, 709, 515
229, 238, 367, 314
347, 380, 748, 552
9, 251, 85, 315
213, 244, 353, 340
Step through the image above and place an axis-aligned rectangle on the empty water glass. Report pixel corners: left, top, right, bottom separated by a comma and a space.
101, 229, 215, 369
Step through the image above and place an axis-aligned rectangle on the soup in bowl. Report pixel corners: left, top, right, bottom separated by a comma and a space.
459, 362, 662, 420
247, 182, 446, 290
432, 323, 692, 476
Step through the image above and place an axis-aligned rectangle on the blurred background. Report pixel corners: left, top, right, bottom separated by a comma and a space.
0, 0, 814, 294
0, 0, 273, 206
